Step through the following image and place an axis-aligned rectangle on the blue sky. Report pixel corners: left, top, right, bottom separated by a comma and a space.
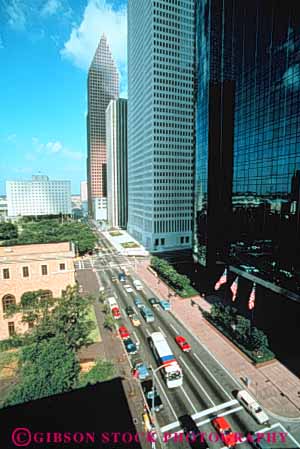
0, 0, 127, 194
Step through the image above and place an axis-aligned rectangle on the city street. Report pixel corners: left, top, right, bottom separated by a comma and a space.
75, 230, 300, 449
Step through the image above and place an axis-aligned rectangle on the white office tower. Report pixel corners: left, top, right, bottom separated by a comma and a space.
127, 0, 195, 252
6, 176, 71, 217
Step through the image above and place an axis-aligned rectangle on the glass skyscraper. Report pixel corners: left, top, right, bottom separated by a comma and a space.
194, 0, 300, 295
127, 0, 195, 252
87, 34, 119, 218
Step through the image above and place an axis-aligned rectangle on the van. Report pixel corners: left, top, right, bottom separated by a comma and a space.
237, 390, 269, 425
141, 306, 155, 323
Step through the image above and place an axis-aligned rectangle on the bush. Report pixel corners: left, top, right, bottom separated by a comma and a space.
151, 256, 198, 297
205, 303, 275, 363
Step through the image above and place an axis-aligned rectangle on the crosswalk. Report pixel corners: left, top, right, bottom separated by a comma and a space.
160, 399, 241, 434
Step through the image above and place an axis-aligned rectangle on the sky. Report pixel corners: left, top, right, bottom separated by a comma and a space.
0, 0, 127, 195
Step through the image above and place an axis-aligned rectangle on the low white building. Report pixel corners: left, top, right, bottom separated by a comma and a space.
6, 175, 71, 218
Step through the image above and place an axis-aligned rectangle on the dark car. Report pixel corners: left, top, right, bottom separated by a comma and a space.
148, 297, 160, 309
141, 380, 163, 412
178, 415, 209, 449
124, 338, 138, 355
118, 272, 126, 282
125, 306, 135, 317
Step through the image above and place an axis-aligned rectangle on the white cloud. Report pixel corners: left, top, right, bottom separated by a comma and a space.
31, 137, 83, 160
41, 0, 62, 17
46, 141, 63, 153
61, 0, 127, 92
5, 0, 26, 30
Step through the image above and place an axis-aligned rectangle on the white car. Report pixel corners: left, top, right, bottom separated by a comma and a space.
133, 279, 143, 291
124, 284, 133, 293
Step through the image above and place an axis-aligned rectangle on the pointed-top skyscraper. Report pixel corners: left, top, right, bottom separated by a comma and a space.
87, 34, 119, 218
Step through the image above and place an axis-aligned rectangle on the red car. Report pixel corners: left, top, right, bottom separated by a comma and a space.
212, 417, 236, 448
119, 326, 130, 340
175, 335, 191, 352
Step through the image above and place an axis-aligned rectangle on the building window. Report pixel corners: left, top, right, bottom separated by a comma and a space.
2, 295, 16, 313
8, 322, 15, 337
180, 236, 184, 244
41, 265, 48, 275
155, 239, 159, 246
3, 268, 10, 279
185, 236, 189, 243
22, 266, 29, 278
59, 263, 66, 271
160, 238, 165, 245
28, 321, 34, 329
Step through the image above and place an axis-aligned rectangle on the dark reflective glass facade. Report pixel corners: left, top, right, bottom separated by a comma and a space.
194, 0, 300, 294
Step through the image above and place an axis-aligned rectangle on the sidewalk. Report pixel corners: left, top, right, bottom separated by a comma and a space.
136, 260, 300, 419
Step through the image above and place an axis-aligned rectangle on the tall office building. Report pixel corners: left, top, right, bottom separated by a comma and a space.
194, 0, 300, 292
6, 176, 71, 217
127, 0, 195, 252
106, 99, 128, 229
87, 34, 119, 219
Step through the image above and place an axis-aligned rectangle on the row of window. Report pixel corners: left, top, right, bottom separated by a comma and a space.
2, 263, 66, 280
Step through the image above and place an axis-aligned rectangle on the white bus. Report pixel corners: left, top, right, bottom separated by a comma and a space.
107, 296, 121, 319
149, 332, 183, 388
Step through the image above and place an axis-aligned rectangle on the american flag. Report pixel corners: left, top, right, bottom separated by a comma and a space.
214, 268, 227, 290
230, 277, 239, 302
248, 283, 256, 310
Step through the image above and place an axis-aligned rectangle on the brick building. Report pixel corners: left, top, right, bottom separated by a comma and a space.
0, 242, 76, 340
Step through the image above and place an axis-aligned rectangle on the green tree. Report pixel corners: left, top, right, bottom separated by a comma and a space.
235, 315, 251, 344
103, 315, 116, 331
0, 222, 18, 240
250, 327, 269, 351
4, 336, 80, 407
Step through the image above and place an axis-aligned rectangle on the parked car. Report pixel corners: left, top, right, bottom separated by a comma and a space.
179, 415, 209, 449
133, 279, 143, 291
159, 299, 171, 311
212, 417, 236, 448
118, 272, 126, 282
111, 275, 118, 283
134, 297, 143, 308
142, 380, 163, 413
124, 338, 138, 355
148, 297, 160, 309
141, 306, 155, 323
130, 314, 141, 327
125, 306, 135, 317
132, 359, 149, 380
124, 284, 133, 293
237, 390, 269, 425
175, 335, 191, 352
119, 326, 130, 340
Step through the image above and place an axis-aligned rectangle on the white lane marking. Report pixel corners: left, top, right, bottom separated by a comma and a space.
145, 328, 151, 337
152, 371, 178, 421
217, 405, 243, 418
278, 422, 300, 448
133, 331, 139, 346
164, 405, 244, 437
170, 323, 179, 334
193, 353, 232, 400
191, 399, 239, 421
90, 258, 94, 268
158, 326, 167, 338
180, 386, 197, 413
179, 356, 215, 406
